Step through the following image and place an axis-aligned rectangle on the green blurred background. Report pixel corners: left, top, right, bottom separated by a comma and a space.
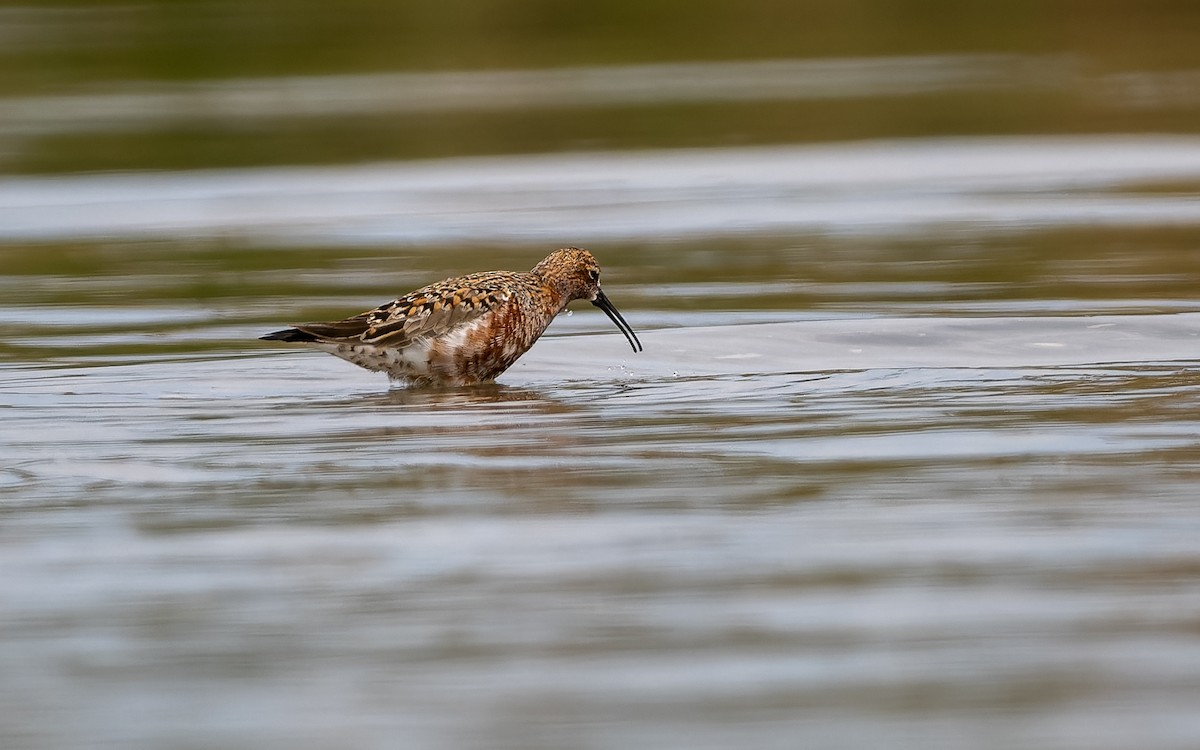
4, 1, 1200, 173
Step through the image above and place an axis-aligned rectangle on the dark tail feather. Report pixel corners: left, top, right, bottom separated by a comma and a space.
260, 317, 372, 343
259, 328, 319, 343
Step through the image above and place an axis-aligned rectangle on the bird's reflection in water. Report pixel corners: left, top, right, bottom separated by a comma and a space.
345, 382, 569, 411
309, 382, 591, 477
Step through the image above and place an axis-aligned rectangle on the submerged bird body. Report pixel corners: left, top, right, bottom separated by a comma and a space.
260, 248, 641, 387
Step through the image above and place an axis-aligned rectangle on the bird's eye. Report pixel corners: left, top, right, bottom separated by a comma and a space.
588, 269, 600, 282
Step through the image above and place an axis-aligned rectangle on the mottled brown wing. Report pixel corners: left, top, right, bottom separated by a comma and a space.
355, 271, 522, 347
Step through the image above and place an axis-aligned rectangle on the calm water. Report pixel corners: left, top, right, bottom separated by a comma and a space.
4, 6, 1200, 748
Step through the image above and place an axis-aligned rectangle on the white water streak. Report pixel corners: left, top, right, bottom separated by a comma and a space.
2, 136, 1200, 244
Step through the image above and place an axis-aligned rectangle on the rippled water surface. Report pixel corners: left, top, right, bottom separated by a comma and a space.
4, 7, 1200, 747
5, 221, 1200, 749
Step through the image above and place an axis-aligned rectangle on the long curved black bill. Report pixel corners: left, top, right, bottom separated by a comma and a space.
592, 288, 643, 353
